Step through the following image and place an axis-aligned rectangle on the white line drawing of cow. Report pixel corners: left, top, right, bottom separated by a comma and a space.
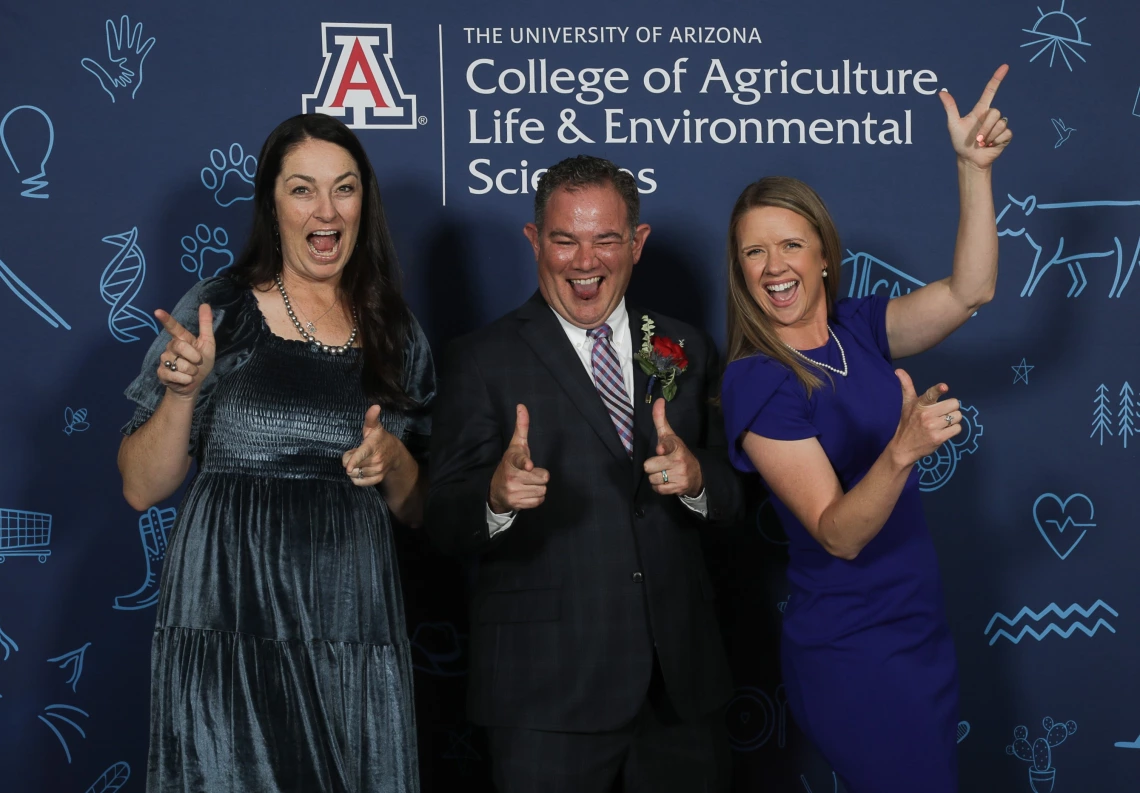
996, 194, 1140, 298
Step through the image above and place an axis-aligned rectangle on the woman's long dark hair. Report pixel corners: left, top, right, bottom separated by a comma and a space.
228, 113, 414, 409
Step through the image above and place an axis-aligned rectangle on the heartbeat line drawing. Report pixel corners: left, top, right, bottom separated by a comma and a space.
985, 600, 1118, 645
1033, 493, 1095, 560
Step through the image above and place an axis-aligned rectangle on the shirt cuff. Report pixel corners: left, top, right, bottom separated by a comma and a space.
679, 488, 709, 518
486, 503, 518, 537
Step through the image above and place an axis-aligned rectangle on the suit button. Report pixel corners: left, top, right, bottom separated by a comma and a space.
634, 508, 645, 519
632, 572, 643, 583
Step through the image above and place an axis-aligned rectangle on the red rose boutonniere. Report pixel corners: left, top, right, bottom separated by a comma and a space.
634, 315, 688, 403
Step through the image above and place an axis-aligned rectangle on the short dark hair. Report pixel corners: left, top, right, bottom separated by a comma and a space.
533, 155, 640, 234
227, 113, 414, 409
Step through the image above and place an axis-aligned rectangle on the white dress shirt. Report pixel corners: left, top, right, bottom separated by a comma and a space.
487, 299, 708, 535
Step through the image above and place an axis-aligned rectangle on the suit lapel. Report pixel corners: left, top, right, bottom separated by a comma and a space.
517, 293, 629, 462
628, 307, 655, 495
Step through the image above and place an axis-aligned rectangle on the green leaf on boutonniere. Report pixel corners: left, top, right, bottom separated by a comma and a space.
637, 358, 657, 376
662, 381, 678, 401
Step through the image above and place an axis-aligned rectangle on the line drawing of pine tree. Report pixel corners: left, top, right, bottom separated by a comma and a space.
1120, 382, 1135, 449
1092, 384, 1114, 445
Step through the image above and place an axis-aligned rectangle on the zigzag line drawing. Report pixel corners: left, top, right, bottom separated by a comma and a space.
987, 619, 1116, 646
985, 600, 1118, 645
985, 600, 1118, 632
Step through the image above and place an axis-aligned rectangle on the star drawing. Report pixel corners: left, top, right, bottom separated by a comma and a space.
1012, 358, 1034, 385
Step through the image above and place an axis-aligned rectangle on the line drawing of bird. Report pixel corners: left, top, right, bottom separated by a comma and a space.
1051, 117, 1075, 148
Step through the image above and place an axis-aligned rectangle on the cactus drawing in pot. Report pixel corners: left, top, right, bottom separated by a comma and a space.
1006, 717, 1077, 793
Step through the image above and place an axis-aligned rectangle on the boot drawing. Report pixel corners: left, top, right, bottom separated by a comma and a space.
113, 506, 175, 611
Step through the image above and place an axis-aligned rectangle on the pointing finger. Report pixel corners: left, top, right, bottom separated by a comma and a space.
652, 398, 674, 439
155, 309, 197, 344
918, 383, 948, 407
197, 303, 215, 348
972, 64, 1009, 114
894, 369, 917, 400
938, 88, 960, 124
510, 404, 530, 447
363, 404, 382, 434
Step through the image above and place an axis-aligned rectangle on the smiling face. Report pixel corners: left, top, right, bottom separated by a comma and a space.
274, 138, 362, 285
736, 205, 830, 339
524, 183, 650, 330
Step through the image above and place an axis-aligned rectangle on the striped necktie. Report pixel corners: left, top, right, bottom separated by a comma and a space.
587, 323, 634, 457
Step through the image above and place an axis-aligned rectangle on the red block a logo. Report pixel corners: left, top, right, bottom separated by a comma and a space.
302, 23, 418, 129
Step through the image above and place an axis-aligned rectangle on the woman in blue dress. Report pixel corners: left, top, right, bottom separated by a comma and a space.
720, 67, 1013, 790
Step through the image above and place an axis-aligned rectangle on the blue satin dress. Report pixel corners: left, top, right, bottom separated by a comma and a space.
122, 276, 435, 792
721, 296, 959, 792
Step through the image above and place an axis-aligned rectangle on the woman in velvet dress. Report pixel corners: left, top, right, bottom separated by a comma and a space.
117, 114, 434, 792
719, 68, 1013, 790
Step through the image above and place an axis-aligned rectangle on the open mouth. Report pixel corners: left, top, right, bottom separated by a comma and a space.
764, 279, 799, 307
307, 229, 342, 260
569, 275, 603, 300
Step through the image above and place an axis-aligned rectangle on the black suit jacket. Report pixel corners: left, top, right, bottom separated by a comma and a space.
426, 292, 743, 732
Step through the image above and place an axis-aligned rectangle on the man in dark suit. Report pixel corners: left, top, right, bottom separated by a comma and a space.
427, 155, 743, 792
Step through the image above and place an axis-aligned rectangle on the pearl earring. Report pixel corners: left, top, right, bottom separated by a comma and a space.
822, 268, 828, 278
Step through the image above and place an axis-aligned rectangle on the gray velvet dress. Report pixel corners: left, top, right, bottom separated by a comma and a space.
122, 275, 434, 792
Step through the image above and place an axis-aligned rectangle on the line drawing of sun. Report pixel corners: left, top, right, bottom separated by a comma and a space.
1021, 0, 1091, 71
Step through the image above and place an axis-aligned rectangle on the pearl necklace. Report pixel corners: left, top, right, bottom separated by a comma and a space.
782, 326, 848, 377
274, 274, 358, 355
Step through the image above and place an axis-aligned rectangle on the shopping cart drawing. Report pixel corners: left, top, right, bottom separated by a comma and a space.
0, 508, 52, 563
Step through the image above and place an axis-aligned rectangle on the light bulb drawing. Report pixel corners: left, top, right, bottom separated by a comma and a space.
0, 105, 54, 199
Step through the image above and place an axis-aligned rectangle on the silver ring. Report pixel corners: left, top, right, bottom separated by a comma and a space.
164, 358, 179, 371
355, 468, 364, 480
944, 413, 954, 426
661, 469, 669, 484
1000, 116, 1008, 123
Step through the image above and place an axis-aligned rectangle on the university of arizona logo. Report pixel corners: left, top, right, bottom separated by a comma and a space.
302, 23, 418, 129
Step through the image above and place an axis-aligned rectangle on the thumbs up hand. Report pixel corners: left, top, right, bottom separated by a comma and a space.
489, 404, 550, 513
343, 404, 401, 486
889, 369, 962, 468
643, 398, 703, 497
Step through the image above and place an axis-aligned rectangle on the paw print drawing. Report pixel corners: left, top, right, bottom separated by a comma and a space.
200, 143, 256, 207
80, 16, 156, 103
180, 225, 233, 279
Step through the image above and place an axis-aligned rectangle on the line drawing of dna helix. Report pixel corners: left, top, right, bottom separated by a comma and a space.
99, 226, 158, 343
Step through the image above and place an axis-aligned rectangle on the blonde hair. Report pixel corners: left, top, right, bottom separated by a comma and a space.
724, 176, 843, 396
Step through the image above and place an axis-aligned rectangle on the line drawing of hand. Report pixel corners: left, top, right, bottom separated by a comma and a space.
80, 16, 156, 103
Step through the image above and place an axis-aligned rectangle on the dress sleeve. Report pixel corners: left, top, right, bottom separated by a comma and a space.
398, 311, 436, 467
836, 295, 891, 361
120, 276, 254, 455
721, 356, 819, 473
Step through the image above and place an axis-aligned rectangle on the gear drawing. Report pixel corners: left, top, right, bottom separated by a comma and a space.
917, 404, 983, 492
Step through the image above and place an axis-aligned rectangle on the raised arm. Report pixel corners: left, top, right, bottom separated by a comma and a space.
886, 65, 1013, 359
118, 304, 216, 510
742, 370, 960, 559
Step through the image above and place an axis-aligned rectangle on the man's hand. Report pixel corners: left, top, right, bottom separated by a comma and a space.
488, 404, 550, 513
643, 398, 702, 497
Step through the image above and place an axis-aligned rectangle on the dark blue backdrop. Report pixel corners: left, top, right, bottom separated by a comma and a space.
2, 0, 1138, 790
